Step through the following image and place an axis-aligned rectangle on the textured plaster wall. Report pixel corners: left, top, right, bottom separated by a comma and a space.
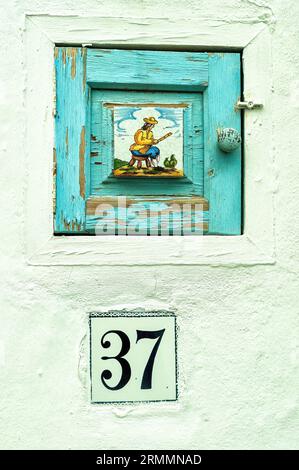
0, 0, 299, 450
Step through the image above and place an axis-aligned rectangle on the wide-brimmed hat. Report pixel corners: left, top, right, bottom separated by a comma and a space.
143, 117, 158, 124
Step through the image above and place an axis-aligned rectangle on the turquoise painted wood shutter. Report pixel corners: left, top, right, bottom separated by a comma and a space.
54, 48, 241, 235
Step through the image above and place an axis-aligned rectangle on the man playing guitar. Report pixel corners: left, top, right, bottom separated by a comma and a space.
129, 116, 172, 168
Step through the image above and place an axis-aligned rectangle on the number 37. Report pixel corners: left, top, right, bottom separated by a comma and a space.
100, 329, 165, 391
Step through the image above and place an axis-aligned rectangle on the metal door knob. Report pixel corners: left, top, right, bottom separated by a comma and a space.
217, 128, 241, 153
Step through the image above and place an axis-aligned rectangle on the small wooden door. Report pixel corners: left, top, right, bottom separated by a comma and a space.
54, 48, 241, 235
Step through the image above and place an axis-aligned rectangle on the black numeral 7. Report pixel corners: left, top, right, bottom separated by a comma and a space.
136, 329, 165, 389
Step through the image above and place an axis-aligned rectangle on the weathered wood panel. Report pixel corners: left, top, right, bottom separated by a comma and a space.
54, 48, 241, 236
86, 196, 209, 235
54, 47, 90, 233
204, 53, 241, 235
87, 49, 208, 91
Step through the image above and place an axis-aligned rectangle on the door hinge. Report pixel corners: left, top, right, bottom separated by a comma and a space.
235, 100, 263, 110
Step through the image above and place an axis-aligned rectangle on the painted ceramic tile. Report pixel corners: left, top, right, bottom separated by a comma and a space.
113, 105, 184, 177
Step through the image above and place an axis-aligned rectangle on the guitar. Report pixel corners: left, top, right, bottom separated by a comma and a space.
139, 132, 173, 154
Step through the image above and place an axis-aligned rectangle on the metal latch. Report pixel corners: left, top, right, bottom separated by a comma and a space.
235, 100, 263, 110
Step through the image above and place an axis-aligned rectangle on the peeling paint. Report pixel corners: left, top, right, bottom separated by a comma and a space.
66, 47, 77, 79
62, 47, 66, 65
62, 218, 83, 232
63, 219, 71, 231
71, 48, 77, 79
53, 147, 56, 170
79, 126, 86, 198
82, 47, 87, 92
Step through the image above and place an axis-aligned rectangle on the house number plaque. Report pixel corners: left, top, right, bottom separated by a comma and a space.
89, 313, 177, 403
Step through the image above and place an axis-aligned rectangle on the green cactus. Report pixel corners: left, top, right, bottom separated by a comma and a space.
169, 154, 177, 168
164, 155, 177, 169
164, 157, 170, 168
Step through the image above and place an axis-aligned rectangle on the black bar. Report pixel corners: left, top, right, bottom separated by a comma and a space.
0, 450, 297, 466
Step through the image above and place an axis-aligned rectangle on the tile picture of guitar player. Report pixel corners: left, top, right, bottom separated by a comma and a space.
113, 105, 184, 177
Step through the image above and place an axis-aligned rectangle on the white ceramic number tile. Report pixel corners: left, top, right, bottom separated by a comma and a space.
90, 314, 177, 403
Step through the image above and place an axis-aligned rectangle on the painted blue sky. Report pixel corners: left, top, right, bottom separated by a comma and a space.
114, 106, 183, 138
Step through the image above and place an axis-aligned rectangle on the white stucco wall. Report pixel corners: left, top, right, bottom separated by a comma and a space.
0, 0, 299, 450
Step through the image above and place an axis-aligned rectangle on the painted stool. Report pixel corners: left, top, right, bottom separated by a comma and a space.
129, 155, 152, 169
